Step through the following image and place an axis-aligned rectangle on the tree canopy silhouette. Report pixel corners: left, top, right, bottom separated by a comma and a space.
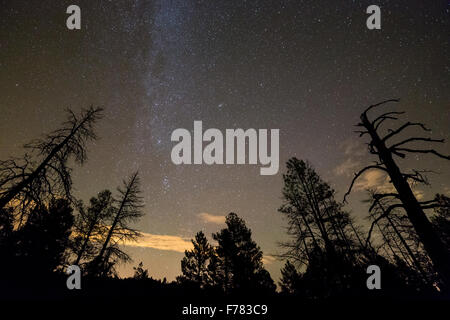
178, 231, 214, 289
0, 199, 74, 278
210, 213, 276, 294
279, 158, 367, 292
279, 260, 302, 295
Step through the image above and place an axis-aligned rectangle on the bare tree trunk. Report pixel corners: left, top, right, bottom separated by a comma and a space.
93, 172, 141, 272
74, 220, 96, 266
361, 113, 450, 288
96, 188, 130, 263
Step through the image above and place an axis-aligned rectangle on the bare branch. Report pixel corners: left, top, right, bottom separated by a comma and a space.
362, 99, 400, 116
402, 170, 432, 186
374, 116, 398, 131
365, 203, 404, 248
390, 137, 445, 149
373, 111, 406, 123
343, 165, 388, 203
368, 193, 400, 212
418, 199, 439, 205
382, 122, 431, 142
354, 130, 369, 137
372, 111, 405, 131
421, 204, 442, 210
393, 148, 450, 160
391, 149, 406, 158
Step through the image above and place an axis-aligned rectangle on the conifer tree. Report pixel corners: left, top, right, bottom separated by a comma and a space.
211, 213, 275, 294
179, 231, 214, 288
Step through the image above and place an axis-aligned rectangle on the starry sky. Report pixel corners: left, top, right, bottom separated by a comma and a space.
1, 0, 449, 282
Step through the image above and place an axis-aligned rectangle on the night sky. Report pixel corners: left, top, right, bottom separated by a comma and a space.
1, 0, 449, 282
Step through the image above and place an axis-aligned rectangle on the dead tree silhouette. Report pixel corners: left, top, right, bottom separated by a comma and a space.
344, 99, 450, 290
89, 172, 143, 277
0, 107, 103, 214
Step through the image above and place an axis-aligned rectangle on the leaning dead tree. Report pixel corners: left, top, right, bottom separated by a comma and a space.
344, 99, 450, 289
0, 106, 103, 218
89, 172, 144, 277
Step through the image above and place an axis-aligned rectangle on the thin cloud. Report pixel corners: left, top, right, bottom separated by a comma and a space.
354, 169, 394, 193
122, 232, 193, 253
197, 212, 226, 224
413, 189, 425, 200
341, 139, 366, 157
351, 169, 425, 200
334, 157, 361, 177
444, 186, 450, 196
262, 255, 277, 265
334, 139, 366, 177
72, 227, 193, 254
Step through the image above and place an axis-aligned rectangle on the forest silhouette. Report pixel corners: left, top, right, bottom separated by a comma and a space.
0, 101, 449, 303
